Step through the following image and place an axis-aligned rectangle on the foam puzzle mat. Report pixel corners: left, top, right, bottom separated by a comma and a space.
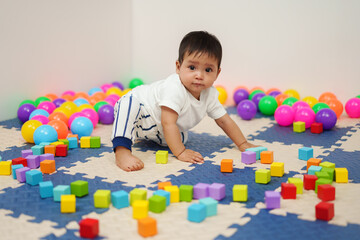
0, 107, 360, 239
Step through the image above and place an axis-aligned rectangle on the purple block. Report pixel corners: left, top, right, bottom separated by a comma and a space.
265, 191, 281, 209
209, 183, 226, 201
241, 151, 256, 164
193, 183, 210, 199
16, 167, 31, 183
39, 153, 54, 162
21, 149, 33, 158
26, 155, 40, 169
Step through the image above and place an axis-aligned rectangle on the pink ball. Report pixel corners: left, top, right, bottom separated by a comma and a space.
81, 108, 99, 128
101, 83, 113, 93
107, 94, 120, 101
345, 98, 360, 118
292, 101, 310, 113
274, 105, 295, 126
68, 112, 86, 127
37, 101, 56, 114
104, 96, 118, 106
31, 115, 49, 124
294, 107, 315, 128
61, 90, 76, 96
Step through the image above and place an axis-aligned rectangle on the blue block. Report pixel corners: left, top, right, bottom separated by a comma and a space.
12, 164, 24, 179
246, 147, 267, 160
53, 185, 71, 202
31, 145, 44, 155
308, 165, 322, 175
39, 181, 54, 198
39, 142, 51, 146
111, 190, 129, 209
299, 147, 313, 160
153, 190, 170, 206
68, 137, 78, 149
199, 197, 218, 217
188, 203, 206, 223
25, 170, 43, 186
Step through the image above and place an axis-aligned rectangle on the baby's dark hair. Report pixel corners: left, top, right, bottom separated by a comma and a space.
178, 31, 222, 69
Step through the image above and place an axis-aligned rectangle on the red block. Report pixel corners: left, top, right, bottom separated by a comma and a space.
311, 122, 323, 134
304, 174, 318, 190
79, 218, 99, 239
281, 183, 297, 199
56, 144, 68, 157
316, 202, 334, 221
318, 184, 335, 201
12, 157, 28, 167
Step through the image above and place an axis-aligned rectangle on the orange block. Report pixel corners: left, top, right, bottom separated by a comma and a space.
138, 216, 157, 237
44, 145, 56, 155
158, 181, 172, 190
260, 151, 274, 164
307, 158, 322, 171
221, 159, 233, 173
40, 160, 56, 174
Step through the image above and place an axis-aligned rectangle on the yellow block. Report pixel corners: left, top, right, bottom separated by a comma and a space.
288, 178, 303, 194
233, 185, 247, 202
133, 200, 149, 219
0, 161, 12, 175
80, 137, 91, 148
270, 162, 284, 177
61, 194, 76, 213
164, 185, 179, 203
156, 150, 168, 164
335, 168, 348, 183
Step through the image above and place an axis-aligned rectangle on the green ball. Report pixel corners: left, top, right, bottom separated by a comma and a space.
19, 99, 36, 108
94, 101, 109, 112
258, 96, 278, 116
312, 102, 330, 114
282, 97, 298, 107
35, 96, 51, 107
249, 90, 265, 100
129, 78, 144, 89
356, 95, 360, 99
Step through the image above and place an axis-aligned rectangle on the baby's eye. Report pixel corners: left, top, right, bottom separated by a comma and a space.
205, 68, 212, 73
189, 65, 195, 70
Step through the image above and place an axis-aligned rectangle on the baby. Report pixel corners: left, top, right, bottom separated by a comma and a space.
111, 31, 256, 171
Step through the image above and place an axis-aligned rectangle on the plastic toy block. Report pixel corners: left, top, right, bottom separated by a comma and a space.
26, 155, 40, 169
260, 151, 274, 164
318, 184, 335, 201
288, 178, 303, 194
307, 158, 322, 171
179, 185, 193, 202
21, 149, 33, 158
56, 144, 68, 157
233, 185, 248, 202
322, 166, 336, 180
246, 147, 267, 160
164, 185, 180, 203
270, 162, 284, 177
12, 157, 27, 167
155, 150, 168, 164
335, 168, 348, 183
316, 202, 334, 221
315, 171, 332, 181
241, 151, 256, 165
221, 159, 233, 172
40, 160, 56, 174
193, 183, 210, 199
94, 189, 111, 208
138, 217, 157, 238
67, 137, 78, 149
39, 142, 51, 146
31, 145, 44, 155
90, 136, 101, 148
265, 191, 281, 209
61, 194, 76, 213
44, 145, 56, 155
0, 161, 12, 175
315, 178, 332, 193
311, 122, 323, 134
132, 200, 149, 219
39, 181, 54, 198
304, 174, 318, 190
80, 136, 91, 148
50, 141, 63, 146
0, 156, 1, 161
70, 180, 89, 197
153, 190, 170, 206
79, 218, 99, 239
58, 139, 69, 150
149, 195, 166, 213
188, 203, 206, 223
255, 169, 271, 184
299, 147, 313, 160
199, 197, 218, 217
111, 190, 129, 209
53, 185, 71, 202
281, 183, 297, 199
130, 188, 147, 206
308, 165, 322, 175
16, 167, 31, 182
25, 170, 43, 186
209, 183, 226, 201
12, 164, 24, 179
68, 134, 79, 140
158, 181, 172, 190
320, 161, 335, 169
39, 153, 54, 162
293, 121, 305, 133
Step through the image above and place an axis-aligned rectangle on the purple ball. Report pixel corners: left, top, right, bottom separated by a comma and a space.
112, 81, 124, 90
98, 104, 114, 124
315, 108, 337, 130
252, 93, 266, 108
237, 100, 257, 120
233, 89, 249, 105
17, 103, 36, 123
53, 98, 67, 108
268, 90, 281, 98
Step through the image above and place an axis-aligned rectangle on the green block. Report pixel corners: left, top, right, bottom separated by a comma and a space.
319, 161, 335, 169
130, 188, 147, 206
156, 150, 168, 164
94, 189, 111, 208
149, 195, 166, 213
293, 121, 305, 133
288, 177, 303, 194
233, 185, 248, 202
315, 171, 332, 181
321, 167, 335, 181
58, 139, 69, 150
90, 136, 101, 148
315, 178, 332, 193
70, 180, 89, 197
255, 169, 271, 184
179, 185, 193, 202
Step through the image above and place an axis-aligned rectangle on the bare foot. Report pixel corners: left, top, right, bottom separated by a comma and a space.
115, 146, 144, 172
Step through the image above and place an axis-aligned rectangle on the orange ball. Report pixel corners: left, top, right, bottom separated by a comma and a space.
319, 92, 337, 103
48, 120, 69, 139
326, 99, 344, 118
250, 86, 265, 94
45, 93, 58, 101
74, 91, 90, 100
92, 92, 106, 102
275, 93, 289, 106
62, 94, 75, 101
49, 112, 69, 126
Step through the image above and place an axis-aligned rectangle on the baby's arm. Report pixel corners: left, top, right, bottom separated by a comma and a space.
161, 106, 204, 163
215, 113, 257, 151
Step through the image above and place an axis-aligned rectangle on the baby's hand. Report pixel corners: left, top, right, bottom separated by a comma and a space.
238, 141, 259, 152
177, 149, 204, 164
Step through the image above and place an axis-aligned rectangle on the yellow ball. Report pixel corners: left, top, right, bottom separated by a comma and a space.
302, 96, 318, 108
77, 104, 95, 111
53, 107, 72, 119
216, 86, 228, 105
106, 87, 122, 97
21, 120, 42, 143
284, 89, 300, 100
121, 88, 132, 96
60, 101, 78, 115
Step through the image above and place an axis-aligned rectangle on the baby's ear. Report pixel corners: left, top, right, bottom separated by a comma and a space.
175, 60, 181, 73
216, 67, 221, 78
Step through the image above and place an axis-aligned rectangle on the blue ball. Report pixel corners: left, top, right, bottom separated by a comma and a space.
88, 87, 103, 96
33, 125, 58, 145
70, 117, 94, 138
73, 98, 90, 106
29, 109, 50, 119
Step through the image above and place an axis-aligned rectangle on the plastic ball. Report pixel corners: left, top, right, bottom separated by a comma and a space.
61, 94, 75, 101
21, 120, 42, 143
250, 87, 265, 93
249, 90, 265, 100
44, 93, 58, 101
68, 112, 87, 127
312, 102, 330, 114
112, 81, 124, 90
233, 88, 249, 105
70, 117, 94, 138
53, 107, 72, 119
318, 92, 337, 103
233, 86, 249, 92
274, 105, 295, 126
302, 96, 318, 108
91, 91, 107, 101
129, 78, 144, 89
326, 99, 343, 118
37, 101, 56, 114
17, 103, 36, 123
77, 104, 95, 112
101, 84, 113, 93
73, 98, 90, 107
121, 88, 131, 96
266, 88, 280, 95
294, 108, 315, 128
74, 92, 90, 100
53, 98, 67, 108
33, 125, 58, 145
216, 86, 228, 105
284, 89, 300, 100
48, 120, 69, 139
237, 100, 257, 120
258, 96, 278, 116
61, 101, 78, 115
31, 115, 49, 124
88, 87, 103, 96
345, 98, 360, 118
275, 93, 289, 106
106, 87, 122, 97
19, 100, 36, 108
49, 112, 68, 126
292, 101, 310, 113
251, 92, 266, 108
357, 95, 360, 99
35, 96, 51, 107
98, 105, 115, 124
315, 108, 337, 130
268, 91, 281, 98
62, 90, 76, 96
29, 109, 50, 119
104, 96, 118, 106
94, 101, 109, 112
282, 97, 298, 107
81, 108, 99, 128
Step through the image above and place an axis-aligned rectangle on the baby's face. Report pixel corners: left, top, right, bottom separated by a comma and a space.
176, 52, 221, 100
